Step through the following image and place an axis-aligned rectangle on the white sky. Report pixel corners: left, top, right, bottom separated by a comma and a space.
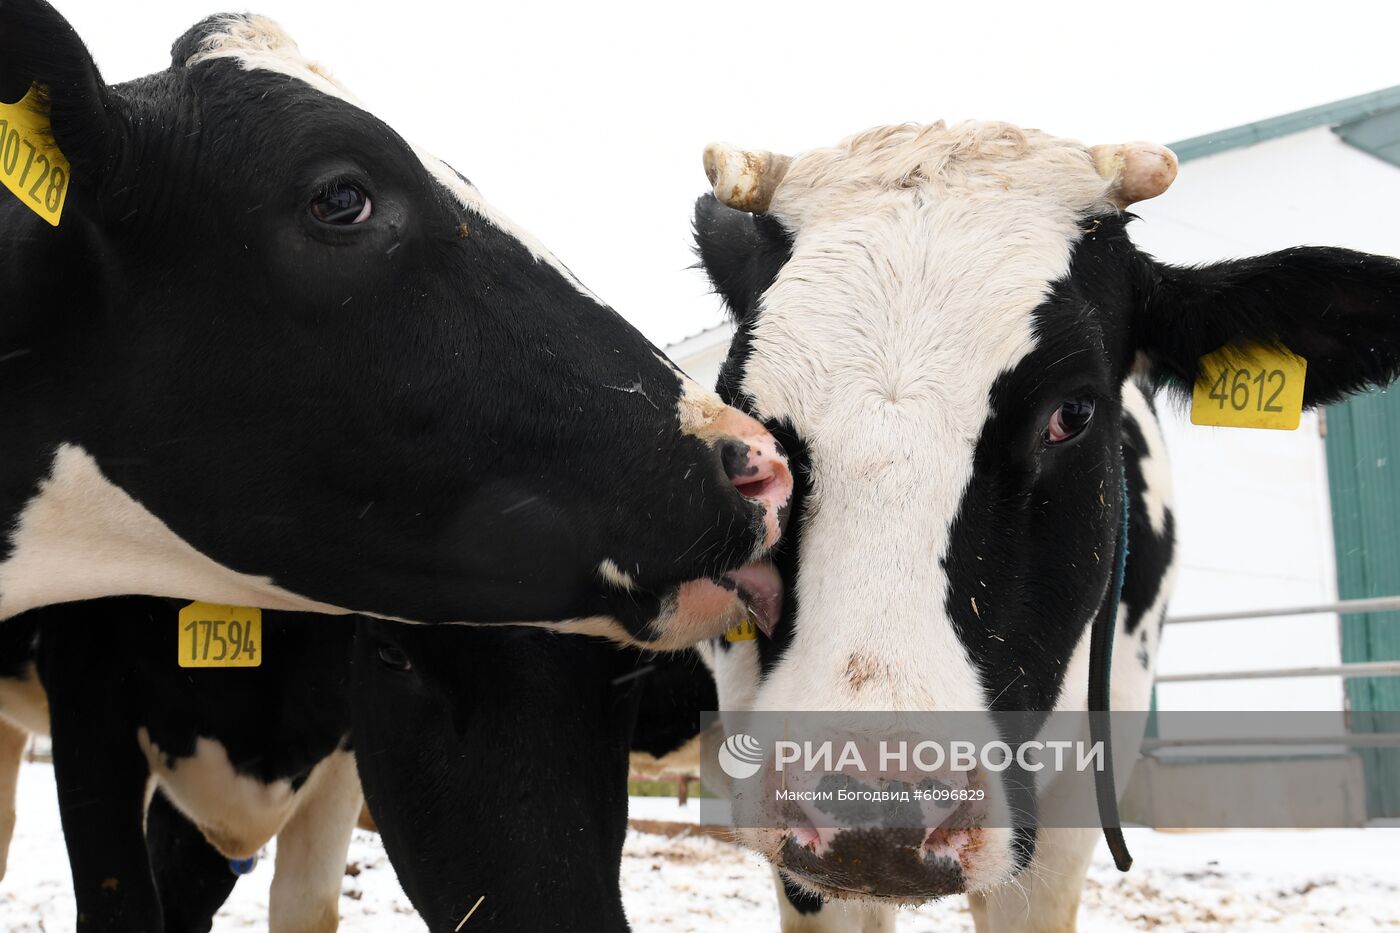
61, 0, 1400, 347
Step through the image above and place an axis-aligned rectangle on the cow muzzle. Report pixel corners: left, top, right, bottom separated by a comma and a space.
766, 771, 999, 900
744, 817, 1011, 902
726, 726, 1020, 901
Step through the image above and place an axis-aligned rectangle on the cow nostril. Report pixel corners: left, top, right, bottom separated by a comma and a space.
721, 440, 772, 499
720, 440, 755, 481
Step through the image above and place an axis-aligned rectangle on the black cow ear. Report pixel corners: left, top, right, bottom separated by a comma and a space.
693, 194, 793, 324
1135, 247, 1400, 407
0, 0, 123, 189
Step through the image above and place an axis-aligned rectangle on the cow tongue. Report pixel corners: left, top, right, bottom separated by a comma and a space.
725, 562, 783, 636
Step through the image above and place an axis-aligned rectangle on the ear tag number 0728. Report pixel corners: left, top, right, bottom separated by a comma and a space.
178, 602, 262, 668
0, 85, 71, 226
1190, 345, 1307, 431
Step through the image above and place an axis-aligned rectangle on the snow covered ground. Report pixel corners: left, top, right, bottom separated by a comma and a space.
2, 762, 1396, 931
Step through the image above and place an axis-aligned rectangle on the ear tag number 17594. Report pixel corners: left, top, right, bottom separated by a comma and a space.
178, 602, 262, 668
1190, 346, 1307, 431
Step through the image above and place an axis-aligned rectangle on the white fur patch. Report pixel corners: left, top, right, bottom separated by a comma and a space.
0, 445, 349, 621
597, 559, 637, 591
139, 730, 358, 868
1121, 383, 1173, 537
139, 729, 298, 858
185, 16, 362, 103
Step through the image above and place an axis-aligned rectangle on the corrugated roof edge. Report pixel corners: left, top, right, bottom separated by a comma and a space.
664, 318, 735, 355
1170, 85, 1400, 162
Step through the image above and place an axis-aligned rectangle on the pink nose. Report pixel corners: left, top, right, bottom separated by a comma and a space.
710, 409, 793, 548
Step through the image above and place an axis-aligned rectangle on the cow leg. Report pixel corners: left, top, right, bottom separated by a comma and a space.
0, 716, 28, 881
772, 868, 895, 933
147, 790, 240, 933
268, 748, 361, 933
49, 716, 161, 931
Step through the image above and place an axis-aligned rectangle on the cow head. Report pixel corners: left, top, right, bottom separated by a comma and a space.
694, 121, 1400, 897
0, 1, 790, 647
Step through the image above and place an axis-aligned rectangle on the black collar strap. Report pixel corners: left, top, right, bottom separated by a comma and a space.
1088, 458, 1133, 872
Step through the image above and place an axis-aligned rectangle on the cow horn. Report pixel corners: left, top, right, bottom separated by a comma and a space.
1089, 142, 1178, 208
703, 143, 791, 214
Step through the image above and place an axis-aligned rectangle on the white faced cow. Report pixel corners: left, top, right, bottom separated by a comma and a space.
693, 121, 1400, 931
0, 1, 788, 648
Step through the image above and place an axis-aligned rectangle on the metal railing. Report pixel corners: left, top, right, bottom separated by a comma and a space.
1166, 595, 1400, 625
1159, 596, 1400, 685
1141, 733, 1400, 752
1152, 596, 1398, 758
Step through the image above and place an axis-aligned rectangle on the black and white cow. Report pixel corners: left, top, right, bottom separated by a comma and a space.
350, 622, 715, 932
0, 598, 360, 932
690, 121, 1400, 930
0, 600, 725, 932
0, 1, 788, 649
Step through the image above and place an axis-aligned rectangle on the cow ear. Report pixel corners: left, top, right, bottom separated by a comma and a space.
0, 0, 124, 190
693, 194, 793, 324
1135, 247, 1400, 407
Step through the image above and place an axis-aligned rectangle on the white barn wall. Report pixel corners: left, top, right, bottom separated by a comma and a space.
669, 125, 1400, 715
1133, 126, 1400, 713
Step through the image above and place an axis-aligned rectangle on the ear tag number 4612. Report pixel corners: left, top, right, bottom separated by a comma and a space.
178, 602, 262, 668
1190, 345, 1307, 431
0, 85, 71, 226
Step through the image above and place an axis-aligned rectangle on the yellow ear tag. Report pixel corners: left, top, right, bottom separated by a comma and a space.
178, 602, 262, 668
1190, 345, 1307, 431
724, 610, 759, 643
0, 84, 71, 226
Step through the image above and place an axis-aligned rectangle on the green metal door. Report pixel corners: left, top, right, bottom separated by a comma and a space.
1324, 391, 1400, 819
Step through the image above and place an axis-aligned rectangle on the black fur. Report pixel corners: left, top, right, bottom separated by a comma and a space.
351, 622, 715, 932
146, 792, 241, 933
1137, 246, 1400, 406
693, 194, 794, 326
692, 195, 803, 677
780, 872, 824, 915
0, 0, 119, 185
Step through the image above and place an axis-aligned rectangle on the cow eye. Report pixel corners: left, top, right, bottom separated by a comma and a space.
310, 182, 372, 225
1046, 397, 1095, 445
377, 644, 412, 672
